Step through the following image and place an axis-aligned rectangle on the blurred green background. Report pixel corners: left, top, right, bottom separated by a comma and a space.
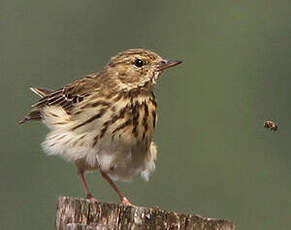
1, 0, 290, 229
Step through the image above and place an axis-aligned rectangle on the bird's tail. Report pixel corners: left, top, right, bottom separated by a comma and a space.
19, 87, 52, 124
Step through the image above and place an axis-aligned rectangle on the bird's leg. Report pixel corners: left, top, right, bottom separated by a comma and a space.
100, 170, 133, 206
77, 169, 96, 201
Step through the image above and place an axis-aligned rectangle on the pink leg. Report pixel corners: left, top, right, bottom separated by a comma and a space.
77, 170, 96, 201
100, 171, 133, 206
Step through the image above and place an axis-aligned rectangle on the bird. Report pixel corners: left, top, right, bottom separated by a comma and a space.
20, 48, 182, 206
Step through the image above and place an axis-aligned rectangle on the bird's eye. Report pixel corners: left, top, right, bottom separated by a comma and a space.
134, 59, 144, 68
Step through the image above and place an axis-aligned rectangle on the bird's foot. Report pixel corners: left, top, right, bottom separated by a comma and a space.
121, 197, 135, 206
86, 193, 97, 202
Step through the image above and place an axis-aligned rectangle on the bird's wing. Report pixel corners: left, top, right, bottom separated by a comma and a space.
34, 73, 100, 111
20, 73, 100, 123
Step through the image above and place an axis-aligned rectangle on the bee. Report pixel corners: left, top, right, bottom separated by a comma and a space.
264, 120, 278, 132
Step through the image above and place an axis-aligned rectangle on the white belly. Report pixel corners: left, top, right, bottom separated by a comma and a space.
42, 128, 157, 181
40, 101, 157, 181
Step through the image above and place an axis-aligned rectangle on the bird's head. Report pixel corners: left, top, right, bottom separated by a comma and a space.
105, 49, 182, 91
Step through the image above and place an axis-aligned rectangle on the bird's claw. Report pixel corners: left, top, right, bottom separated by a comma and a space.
121, 197, 135, 207
86, 193, 97, 202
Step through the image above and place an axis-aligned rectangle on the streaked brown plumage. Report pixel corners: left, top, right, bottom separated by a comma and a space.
20, 48, 182, 206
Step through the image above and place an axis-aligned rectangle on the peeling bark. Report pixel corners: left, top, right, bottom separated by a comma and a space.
56, 196, 235, 230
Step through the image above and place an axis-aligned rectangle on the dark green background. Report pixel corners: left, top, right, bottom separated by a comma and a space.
1, 0, 290, 229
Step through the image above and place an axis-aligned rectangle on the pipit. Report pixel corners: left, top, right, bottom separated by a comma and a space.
20, 49, 182, 206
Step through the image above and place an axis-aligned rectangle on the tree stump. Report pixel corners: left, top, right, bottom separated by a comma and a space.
56, 196, 235, 230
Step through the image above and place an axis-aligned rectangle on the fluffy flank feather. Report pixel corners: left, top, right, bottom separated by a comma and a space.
140, 142, 157, 181
41, 106, 70, 129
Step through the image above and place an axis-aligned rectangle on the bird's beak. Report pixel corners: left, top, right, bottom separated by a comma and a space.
157, 60, 182, 71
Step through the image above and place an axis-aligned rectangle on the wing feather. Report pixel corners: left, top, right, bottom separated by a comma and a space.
20, 72, 100, 123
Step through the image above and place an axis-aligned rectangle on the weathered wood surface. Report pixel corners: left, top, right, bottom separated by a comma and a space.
56, 196, 235, 230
